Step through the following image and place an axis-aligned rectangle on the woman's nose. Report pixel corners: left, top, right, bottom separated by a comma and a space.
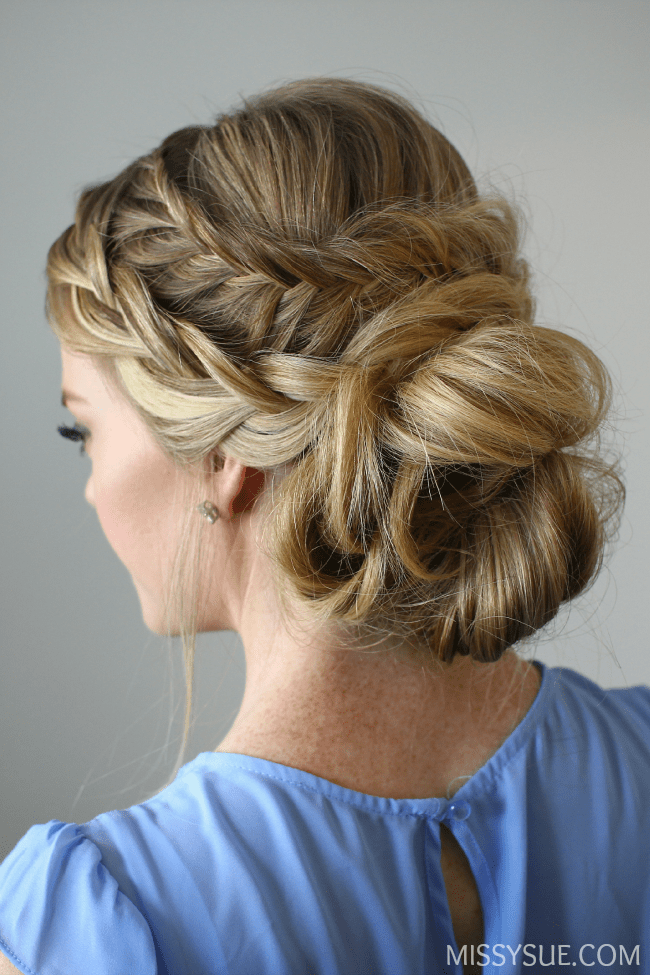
84, 476, 95, 508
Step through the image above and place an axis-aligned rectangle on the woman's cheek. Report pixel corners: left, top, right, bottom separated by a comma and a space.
94, 462, 165, 587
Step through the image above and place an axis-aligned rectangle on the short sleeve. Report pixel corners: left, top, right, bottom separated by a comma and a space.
0, 821, 158, 975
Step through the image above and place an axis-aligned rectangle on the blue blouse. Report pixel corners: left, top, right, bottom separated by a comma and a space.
1, 663, 650, 975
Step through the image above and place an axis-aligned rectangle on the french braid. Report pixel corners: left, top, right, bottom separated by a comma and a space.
47, 78, 623, 662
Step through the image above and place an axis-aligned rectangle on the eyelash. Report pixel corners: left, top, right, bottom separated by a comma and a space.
58, 423, 91, 454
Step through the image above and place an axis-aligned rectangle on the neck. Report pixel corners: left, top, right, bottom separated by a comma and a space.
214, 523, 541, 799
216, 635, 541, 799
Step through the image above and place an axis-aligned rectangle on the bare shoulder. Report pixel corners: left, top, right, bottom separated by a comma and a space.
0, 951, 23, 975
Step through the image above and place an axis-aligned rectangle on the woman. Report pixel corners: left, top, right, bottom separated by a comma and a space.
0, 78, 648, 975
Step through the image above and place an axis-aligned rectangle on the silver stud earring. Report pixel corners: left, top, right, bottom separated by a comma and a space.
196, 500, 220, 524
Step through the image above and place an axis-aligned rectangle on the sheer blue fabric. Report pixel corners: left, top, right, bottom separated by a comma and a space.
1, 663, 650, 974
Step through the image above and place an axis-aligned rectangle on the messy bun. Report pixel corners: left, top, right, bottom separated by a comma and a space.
47, 77, 623, 664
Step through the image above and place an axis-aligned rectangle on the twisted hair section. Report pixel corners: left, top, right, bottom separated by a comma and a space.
47, 77, 623, 665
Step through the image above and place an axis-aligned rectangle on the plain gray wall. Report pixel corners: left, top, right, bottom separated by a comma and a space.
2, 0, 649, 860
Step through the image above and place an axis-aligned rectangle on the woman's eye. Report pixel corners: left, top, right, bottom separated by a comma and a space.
58, 423, 91, 454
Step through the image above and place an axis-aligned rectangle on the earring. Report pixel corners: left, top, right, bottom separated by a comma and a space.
196, 500, 220, 524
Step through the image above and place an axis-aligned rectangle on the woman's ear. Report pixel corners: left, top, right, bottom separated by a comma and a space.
230, 467, 267, 516
210, 452, 266, 517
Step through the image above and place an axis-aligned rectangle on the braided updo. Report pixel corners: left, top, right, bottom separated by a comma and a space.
47, 77, 623, 664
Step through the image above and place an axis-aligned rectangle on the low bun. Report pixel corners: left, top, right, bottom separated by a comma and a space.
47, 77, 623, 663
266, 318, 620, 662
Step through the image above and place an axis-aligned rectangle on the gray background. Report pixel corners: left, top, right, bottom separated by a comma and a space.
1, 0, 649, 860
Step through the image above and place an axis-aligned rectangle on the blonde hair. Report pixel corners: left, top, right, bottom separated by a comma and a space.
48, 78, 623, 764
